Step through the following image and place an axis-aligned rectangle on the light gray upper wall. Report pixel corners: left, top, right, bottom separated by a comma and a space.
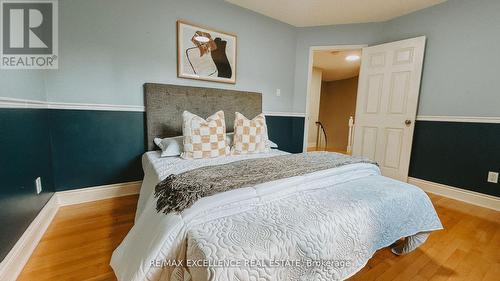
293, 0, 500, 116
5, 0, 499, 117
382, 0, 500, 117
45, 0, 297, 112
292, 23, 384, 112
0, 72, 46, 101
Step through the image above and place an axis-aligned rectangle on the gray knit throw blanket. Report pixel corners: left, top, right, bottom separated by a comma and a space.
155, 152, 377, 214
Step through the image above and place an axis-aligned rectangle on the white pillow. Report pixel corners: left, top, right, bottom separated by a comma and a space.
226, 132, 278, 148
267, 139, 278, 148
154, 136, 183, 157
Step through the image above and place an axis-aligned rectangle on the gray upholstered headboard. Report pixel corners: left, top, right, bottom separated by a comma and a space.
144, 83, 262, 150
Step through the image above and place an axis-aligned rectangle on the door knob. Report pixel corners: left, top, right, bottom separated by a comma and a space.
405, 119, 412, 126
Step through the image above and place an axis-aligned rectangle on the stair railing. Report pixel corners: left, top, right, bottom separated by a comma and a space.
347, 116, 354, 154
315, 121, 328, 150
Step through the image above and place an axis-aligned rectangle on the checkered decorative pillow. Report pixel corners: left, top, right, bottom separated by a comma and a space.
181, 110, 230, 159
231, 112, 270, 155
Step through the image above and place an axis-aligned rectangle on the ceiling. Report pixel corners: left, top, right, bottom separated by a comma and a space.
225, 0, 446, 27
313, 49, 361, 82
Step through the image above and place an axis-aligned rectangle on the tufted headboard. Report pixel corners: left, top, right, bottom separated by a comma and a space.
144, 83, 262, 151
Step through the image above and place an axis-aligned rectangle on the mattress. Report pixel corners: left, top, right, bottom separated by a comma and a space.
112, 150, 442, 281
185, 175, 439, 281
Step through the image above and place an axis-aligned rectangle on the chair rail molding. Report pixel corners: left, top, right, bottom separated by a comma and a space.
264, 111, 306, 117
416, 115, 500, 123
0, 97, 145, 112
1, 97, 308, 117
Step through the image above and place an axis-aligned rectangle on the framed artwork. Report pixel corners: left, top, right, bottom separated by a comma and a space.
177, 20, 237, 84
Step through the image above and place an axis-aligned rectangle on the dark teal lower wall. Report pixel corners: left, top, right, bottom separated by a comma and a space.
45, 111, 304, 192
3, 108, 497, 262
47, 112, 499, 199
409, 121, 499, 197
266, 116, 305, 153
48, 110, 145, 191
19, 111, 302, 195
0, 109, 55, 261
48, 112, 304, 191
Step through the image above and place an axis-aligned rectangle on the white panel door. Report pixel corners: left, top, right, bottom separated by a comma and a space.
352, 36, 426, 181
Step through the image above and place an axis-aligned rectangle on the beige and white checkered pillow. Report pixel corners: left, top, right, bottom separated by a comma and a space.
181, 110, 230, 159
231, 112, 270, 155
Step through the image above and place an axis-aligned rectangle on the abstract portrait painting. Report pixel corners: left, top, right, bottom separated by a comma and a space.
177, 21, 237, 84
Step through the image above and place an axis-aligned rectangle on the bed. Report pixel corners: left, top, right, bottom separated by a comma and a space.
110, 84, 442, 281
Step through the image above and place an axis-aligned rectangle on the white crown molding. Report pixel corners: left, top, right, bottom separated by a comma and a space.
408, 177, 500, 211
264, 111, 306, 117
0, 181, 142, 281
416, 115, 500, 124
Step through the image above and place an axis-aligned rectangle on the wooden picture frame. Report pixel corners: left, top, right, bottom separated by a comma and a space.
177, 20, 237, 84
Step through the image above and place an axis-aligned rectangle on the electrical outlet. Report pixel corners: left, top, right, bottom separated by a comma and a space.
276, 88, 281, 97
487, 171, 499, 184
35, 177, 42, 194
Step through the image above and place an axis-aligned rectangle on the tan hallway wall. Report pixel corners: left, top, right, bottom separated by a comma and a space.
319, 76, 358, 152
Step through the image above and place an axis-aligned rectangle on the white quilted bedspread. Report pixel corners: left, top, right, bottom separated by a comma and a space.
111, 150, 442, 281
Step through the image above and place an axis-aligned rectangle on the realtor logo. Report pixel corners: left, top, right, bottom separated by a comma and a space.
1, 0, 58, 69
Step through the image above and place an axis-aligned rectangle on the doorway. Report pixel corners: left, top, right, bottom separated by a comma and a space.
305, 46, 365, 154
304, 37, 426, 182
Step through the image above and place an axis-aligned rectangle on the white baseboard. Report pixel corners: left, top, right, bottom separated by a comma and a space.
0, 181, 142, 281
56, 181, 142, 206
408, 177, 500, 211
0, 195, 59, 281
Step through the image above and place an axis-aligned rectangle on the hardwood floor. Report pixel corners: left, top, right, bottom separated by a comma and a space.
307, 147, 351, 155
348, 193, 500, 281
18, 195, 138, 281
18, 193, 499, 281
